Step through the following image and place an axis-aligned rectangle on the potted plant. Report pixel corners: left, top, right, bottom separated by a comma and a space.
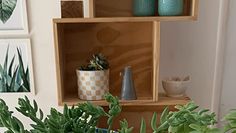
76, 53, 109, 100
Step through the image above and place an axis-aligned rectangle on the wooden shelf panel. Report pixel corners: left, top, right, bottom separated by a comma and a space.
61, 94, 190, 106
54, 16, 196, 23
63, 95, 154, 106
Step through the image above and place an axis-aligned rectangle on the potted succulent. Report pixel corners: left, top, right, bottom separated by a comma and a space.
76, 53, 109, 100
1, 93, 236, 133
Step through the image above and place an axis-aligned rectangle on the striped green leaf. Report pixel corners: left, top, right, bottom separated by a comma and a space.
0, 0, 17, 23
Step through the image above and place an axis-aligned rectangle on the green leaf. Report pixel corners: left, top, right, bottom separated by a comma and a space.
8, 56, 15, 77
0, 0, 17, 23
151, 112, 158, 131
3, 46, 9, 74
160, 107, 169, 124
9, 67, 18, 92
140, 118, 146, 133
17, 48, 30, 92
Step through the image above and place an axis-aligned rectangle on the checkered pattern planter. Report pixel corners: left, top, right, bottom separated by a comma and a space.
76, 70, 109, 100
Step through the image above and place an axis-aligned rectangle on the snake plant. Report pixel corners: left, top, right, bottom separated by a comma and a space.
0, 46, 30, 93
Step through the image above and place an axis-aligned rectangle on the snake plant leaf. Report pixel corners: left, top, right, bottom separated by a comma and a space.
9, 66, 18, 92
8, 56, 15, 77
0, 76, 7, 92
17, 48, 30, 92
0, 0, 17, 23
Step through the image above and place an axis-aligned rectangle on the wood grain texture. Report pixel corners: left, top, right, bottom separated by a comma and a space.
54, 23, 65, 105
94, 0, 195, 18
61, 1, 83, 18
54, 16, 197, 23
60, 0, 198, 20
153, 22, 160, 101
62, 93, 190, 106
95, 0, 133, 17
63, 22, 154, 98
53, 20, 159, 104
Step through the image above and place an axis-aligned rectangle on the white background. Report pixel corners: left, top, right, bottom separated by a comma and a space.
0, 40, 29, 68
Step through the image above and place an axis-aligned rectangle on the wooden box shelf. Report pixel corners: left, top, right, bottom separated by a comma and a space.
53, 18, 160, 106
61, 0, 199, 21
54, 0, 199, 131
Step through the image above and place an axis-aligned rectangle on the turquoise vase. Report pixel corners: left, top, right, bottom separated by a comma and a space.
133, 0, 156, 16
158, 0, 184, 16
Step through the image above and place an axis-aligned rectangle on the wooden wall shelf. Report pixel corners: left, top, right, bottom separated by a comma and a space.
61, 0, 199, 21
62, 94, 190, 106
55, 0, 199, 131
54, 19, 160, 106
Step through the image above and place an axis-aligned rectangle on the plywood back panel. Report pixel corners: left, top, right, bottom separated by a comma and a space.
61, 22, 154, 99
95, 0, 133, 17
95, 0, 194, 17
98, 106, 177, 133
61, 1, 83, 18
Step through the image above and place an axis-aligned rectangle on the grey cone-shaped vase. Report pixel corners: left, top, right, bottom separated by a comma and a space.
120, 66, 137, 100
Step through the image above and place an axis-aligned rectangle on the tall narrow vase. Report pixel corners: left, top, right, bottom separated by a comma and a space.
158, 0, 184, 16
120, 66, 137, 100
133, 0, 156, 16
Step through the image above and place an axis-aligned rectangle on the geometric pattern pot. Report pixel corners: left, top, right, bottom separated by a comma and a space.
76, 70, 109, 100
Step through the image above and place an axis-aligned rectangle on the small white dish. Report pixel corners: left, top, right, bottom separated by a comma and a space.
162, 76, 190, 97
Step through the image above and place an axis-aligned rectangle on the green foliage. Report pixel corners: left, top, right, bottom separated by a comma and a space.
118, 119, 133, 133
104, 93, 122, 132
140, 118, 146, 133
0, 46, 30, 93
1, 94, 236, 133
223, 109, 236, 133
79, 53, 109, 71
0, 99, 29, 133
0, 0, 17, 23
152, 102, 218, 133
0, 93, 121, 133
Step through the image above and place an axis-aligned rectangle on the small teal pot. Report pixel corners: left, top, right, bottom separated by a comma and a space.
158, 0, 184, 16
133, 0, 156, 16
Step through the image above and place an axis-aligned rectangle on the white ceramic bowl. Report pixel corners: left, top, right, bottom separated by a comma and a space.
162, 76, 190, 97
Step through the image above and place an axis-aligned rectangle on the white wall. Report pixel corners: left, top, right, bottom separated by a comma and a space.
219, 0, 236, 120
0, 0, 61, 131
0, 0, 225, 131
159, 0, 222, 109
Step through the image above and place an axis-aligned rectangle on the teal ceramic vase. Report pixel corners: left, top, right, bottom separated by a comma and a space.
158, 0, 184, 16
133, 0, 156, 16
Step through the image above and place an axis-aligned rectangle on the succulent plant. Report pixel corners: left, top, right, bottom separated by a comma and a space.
79, 53, 109, 71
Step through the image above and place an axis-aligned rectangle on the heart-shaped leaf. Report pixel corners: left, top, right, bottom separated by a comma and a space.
0, 0, 17, 23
